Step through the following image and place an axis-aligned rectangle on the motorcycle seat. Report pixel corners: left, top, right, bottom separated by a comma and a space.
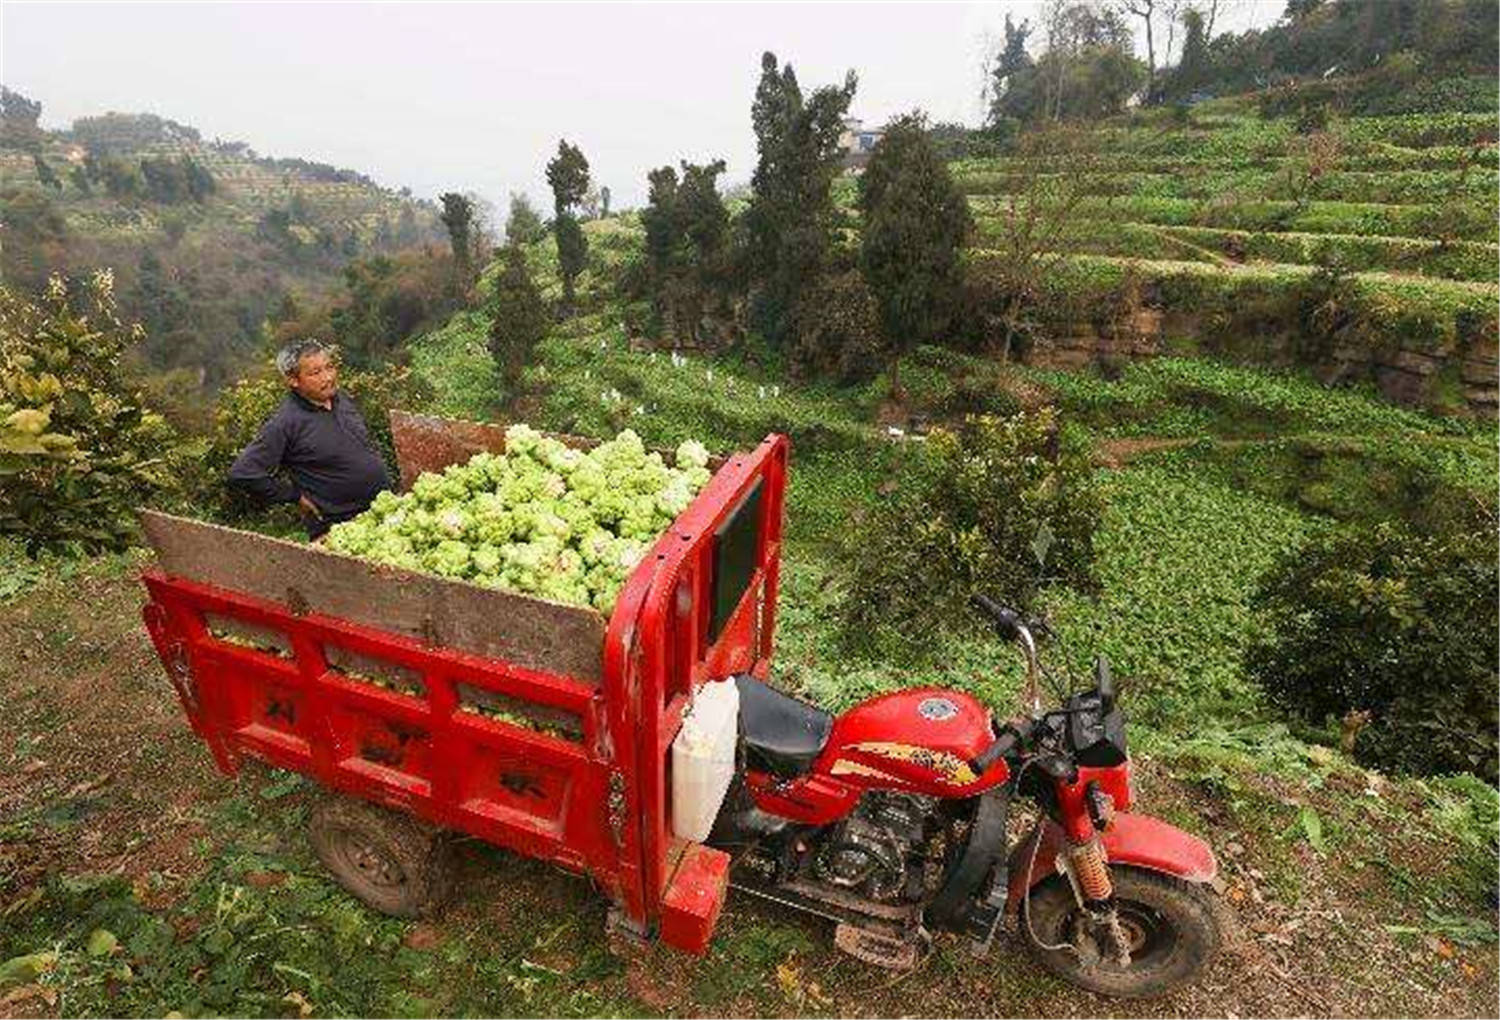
734, 674, 833, 779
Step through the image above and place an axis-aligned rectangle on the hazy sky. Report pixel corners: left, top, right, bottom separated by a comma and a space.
2, 2, 1280, 212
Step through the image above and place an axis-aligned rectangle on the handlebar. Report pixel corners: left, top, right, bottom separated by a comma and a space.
969, 594, 1020, 637
971, 594, 1043, 717
969, 722, 1027, 774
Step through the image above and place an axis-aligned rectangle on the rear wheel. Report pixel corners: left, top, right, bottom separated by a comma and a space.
1022, 865, 1221, 999
309, 796, 454, 918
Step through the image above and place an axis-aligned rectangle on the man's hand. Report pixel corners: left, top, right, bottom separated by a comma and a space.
298, 494, 323, 520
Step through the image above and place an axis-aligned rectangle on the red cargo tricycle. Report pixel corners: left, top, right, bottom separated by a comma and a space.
140, 411, 1223, 998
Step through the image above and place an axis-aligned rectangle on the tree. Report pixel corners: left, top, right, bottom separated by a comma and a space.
857, 113, 972, 395
641, 159, 730, 345
487, 243, 547, 396
744, 51, 857, 347
1170, 7, 1209, 97
396, 205, 420, 246
991, 2, 1145, 122
0, 87, 42, 149
1116, 0, 1159, 83
988, 14, 1037, 124
504, 192, 546, 245
546, 140, 592, 314
970, 127, 1103, 361
553, 212, 587, 313
438, 191, 476, 288
545, 140, 590, 215
32, 154, 60, 191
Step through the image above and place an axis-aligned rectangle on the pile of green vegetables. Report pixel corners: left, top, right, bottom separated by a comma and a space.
325, 424, 712, 613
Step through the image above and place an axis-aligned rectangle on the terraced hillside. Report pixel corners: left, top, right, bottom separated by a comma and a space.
0, 106, 446, 386
1, 111, 443, 259
949, 98, 1498, 415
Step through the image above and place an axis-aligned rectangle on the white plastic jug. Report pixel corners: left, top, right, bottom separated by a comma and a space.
671, 677, 740, 842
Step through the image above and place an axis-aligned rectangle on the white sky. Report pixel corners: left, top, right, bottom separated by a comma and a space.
1, 1, 1281, 211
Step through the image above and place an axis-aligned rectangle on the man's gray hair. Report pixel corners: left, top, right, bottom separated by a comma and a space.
276, 338, 333, 377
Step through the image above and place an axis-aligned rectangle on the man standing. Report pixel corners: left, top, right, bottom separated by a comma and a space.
229, 339, 390, 540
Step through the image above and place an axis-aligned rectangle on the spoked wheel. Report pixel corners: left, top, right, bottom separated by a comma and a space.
309, 796, 454, 918
1022, 866, 1221, 999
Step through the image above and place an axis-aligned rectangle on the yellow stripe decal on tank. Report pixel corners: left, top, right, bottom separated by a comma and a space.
829, 759, 903, 781
846, 742, 978, 785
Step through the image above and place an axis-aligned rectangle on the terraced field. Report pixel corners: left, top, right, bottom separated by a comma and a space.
952, 98, 1498, 415
0, 133, 441, 248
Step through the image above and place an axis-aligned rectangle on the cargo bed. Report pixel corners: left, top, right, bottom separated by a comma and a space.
139, 410, 789, 952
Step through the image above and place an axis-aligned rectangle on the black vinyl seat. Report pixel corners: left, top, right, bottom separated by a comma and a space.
734, 674, 833, 779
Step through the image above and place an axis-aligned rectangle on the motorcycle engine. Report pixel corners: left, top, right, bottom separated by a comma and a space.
812, 793, 932, 902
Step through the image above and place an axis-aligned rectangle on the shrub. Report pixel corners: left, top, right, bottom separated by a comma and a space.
839, 407, 1101, 655
1248, 512, 1499, 783
0, 273, 182, 553
788, 270, 884, 383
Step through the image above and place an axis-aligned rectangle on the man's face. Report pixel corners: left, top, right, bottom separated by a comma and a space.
288, 351, 338, 404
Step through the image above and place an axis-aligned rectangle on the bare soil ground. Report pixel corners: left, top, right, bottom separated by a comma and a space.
2, 562, 1495, 1017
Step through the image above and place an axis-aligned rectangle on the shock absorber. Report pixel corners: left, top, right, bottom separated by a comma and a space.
1067, 835, 1113, 905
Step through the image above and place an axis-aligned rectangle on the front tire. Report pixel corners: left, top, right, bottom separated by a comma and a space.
1022, 865, 1221, 999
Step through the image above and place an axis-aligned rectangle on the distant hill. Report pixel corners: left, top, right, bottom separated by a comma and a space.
0, 92, 447, 387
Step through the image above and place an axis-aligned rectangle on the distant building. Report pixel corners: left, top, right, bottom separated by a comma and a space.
838, 117, 884, 171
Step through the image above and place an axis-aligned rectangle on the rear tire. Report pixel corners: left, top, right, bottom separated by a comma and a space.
308, 795, 453, 918
1021, 865, 1220, 999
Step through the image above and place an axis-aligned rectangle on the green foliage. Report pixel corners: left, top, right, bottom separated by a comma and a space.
989, 2, 1145, 123
839, 408, 1101, 655
545, 140, 591, 215
1171, 0, 1497, 99
1249, 513, 1499, 782
504, 191, 547, 245
1043, 464, 1318, 729
270, 249, 461, 371
553, 212, 587, 312
137, 155, 215, 204
966, 252, 1497, 368
857, 113, 972, 388
547, 141, 593, 314
486, 244, 547, 396
31, 154, 60, 191
788, 269, 884, 383
1, 85, 42, 141
745, 50, 857, 347
641, 159, 730, 344
438, 192, 476, 284
0, 274, 181, 553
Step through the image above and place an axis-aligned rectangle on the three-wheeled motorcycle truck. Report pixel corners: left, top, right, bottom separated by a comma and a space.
140, 410, 1224, 999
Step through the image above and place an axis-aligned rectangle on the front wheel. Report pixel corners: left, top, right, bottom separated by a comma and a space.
1022, 865, 1221, 999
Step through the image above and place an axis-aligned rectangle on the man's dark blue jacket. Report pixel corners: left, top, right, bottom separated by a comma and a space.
227, 391, 390, 523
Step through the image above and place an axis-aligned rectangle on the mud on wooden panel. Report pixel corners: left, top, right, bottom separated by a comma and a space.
387, 409, 726, 492
139, 510, 606, 684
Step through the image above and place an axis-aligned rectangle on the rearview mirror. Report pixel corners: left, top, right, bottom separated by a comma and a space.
1093, 655, 1114, 712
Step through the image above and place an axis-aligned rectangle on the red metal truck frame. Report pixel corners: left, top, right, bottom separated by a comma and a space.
141, 432, 790, 952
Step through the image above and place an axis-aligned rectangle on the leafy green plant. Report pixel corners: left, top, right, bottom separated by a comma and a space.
0, 273, 182, 553
838, 407, 1101, 656
1248, 513, 1499, 782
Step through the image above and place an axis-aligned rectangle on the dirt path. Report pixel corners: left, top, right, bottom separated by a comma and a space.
2, 566, 1495, 1017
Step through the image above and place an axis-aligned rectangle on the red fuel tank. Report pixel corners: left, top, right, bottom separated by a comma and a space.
815, 688, 1004, 794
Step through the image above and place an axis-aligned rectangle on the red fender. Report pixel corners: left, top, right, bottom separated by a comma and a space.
1007, 813, 1217, 908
